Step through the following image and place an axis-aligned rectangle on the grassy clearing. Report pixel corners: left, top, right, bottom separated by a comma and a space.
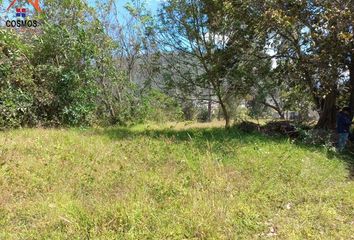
0, 123, 353, 239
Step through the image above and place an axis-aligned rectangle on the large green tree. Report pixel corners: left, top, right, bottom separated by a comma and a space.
156, 0, 265, 128
260, 0, 353, 128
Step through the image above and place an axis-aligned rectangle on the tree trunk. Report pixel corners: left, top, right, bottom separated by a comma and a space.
303, 69, 322, 111
349, 52, 354, 118
270, 94, 285, 119
220, 101, 230, 129
208, 100, 212, 122
316, 88, 337, 129
261, 101, 285, 119
207, 86, 212, 122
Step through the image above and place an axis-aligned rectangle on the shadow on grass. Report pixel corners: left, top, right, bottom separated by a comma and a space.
295, 140, 354, 180
96, 126, 288, 146
93, 126, 354, 180
332, 149, 354, 180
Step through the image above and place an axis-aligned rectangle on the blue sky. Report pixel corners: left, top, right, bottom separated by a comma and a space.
88, 0, 162, 19
1, 0, 163, 17
0, 0, 162, 25
93, 0, 162, 12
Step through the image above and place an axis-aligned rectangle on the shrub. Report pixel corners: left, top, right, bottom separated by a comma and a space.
261, 121, 298, 138
298, 129, 336, 147
138, 90, 183, 123
233, 121, 260, 133
196, 107, 210, 123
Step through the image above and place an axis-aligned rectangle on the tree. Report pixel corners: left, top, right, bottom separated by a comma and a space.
260, 0, 354, 128
156, 0, 263, 128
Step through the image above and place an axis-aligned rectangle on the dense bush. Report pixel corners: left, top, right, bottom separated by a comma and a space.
0, 0, 186, 129
137, 90, 183, 123
0, 4, 171, 129
196, 107, 210, 123
1, 30, 37, 128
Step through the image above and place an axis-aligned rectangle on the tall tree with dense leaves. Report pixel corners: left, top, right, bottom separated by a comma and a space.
260, 0, 354, 128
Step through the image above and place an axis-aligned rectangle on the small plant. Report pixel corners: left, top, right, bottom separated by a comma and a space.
298, 129, 336, 147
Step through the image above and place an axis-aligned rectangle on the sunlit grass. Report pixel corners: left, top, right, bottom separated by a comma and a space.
0, 123, 353, 239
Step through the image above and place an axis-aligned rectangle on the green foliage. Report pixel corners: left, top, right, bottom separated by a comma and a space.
196, 107, 210, 123
138, 90, 183, 123
0, 89, 34, 127
0, 30, 37, 128
259, 0, 354, 128
1, 0, 353, 130
1, 1, 145, 128
157, 0, 264, 127
298, 129, 336, 149
31, 19, 102, 126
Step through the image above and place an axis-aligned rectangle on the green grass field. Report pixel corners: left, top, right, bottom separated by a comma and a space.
0, 123, 353, 239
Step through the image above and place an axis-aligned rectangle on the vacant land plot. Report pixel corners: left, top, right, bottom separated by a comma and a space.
0, 123, 353, 239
